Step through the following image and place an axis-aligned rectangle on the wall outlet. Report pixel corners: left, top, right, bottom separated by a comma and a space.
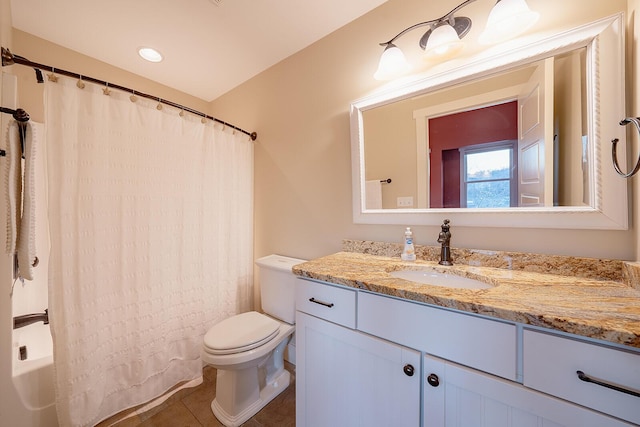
397, 196, 414, 207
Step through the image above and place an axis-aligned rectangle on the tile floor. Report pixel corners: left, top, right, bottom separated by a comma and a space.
96, 362, 296, 427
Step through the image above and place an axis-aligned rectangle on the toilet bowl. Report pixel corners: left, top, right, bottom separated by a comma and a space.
201, 255, 305, 427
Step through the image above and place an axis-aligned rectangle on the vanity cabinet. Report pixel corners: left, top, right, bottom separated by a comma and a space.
295, 278, 421, 427
296, 277, 638, 426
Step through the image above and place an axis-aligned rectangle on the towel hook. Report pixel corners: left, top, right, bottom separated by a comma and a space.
612, 117, 640, 178
14, 108, 29, 159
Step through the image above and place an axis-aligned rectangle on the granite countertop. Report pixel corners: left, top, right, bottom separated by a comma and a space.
292, 251, 640, 349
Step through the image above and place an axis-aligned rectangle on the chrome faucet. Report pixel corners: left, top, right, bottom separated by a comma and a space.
437, 219, 452, 266
13, 309, 49, 329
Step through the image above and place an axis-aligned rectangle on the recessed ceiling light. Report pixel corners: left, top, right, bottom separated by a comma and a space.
138, 47, 163, 63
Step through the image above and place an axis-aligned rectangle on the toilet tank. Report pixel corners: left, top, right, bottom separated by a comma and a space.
256, 254, 306, 324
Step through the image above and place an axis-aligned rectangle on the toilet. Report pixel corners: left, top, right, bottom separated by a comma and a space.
201, 254, 305, 427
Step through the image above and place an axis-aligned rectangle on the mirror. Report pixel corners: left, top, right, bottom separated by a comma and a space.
351, 14, 628, 229
364, 49, 588, 209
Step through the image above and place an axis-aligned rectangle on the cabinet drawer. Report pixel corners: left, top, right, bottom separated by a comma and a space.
523, 329, 640, 425
358, 291, 516, 380
295, 278, 356, 328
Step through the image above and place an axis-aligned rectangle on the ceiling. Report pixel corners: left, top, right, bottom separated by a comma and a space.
10, 0, 388, 102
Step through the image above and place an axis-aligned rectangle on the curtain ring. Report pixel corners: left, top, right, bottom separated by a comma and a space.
103, 82, 111, 96
47, 67, 58, 82
76, 76, 85, 89
157, 97, 163, 110
130, 90, 138, 103
612, 117, 640, 178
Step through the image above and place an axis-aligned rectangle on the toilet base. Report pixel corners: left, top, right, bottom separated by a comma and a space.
211, 368, 291, 427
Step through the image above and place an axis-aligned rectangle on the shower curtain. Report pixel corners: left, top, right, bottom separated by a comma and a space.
44, 76, 254, 426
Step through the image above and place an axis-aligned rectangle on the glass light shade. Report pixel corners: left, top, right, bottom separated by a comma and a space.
478, 0, 540, 44
374, 44, 410, 80
423, 24, 464, 60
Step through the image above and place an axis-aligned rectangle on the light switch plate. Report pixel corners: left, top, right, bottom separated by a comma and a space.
397, 196, 414, 207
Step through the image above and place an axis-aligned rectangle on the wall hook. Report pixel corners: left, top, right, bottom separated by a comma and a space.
612, 117, 640, 178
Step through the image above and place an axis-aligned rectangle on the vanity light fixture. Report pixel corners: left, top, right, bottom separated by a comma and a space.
374, 0, 477, 80
138, 47, 163, 63
374, 0, 539, 80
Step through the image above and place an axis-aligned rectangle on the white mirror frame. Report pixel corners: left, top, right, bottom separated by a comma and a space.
351, 13, 628, 229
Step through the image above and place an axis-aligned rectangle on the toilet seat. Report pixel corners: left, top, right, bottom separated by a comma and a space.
203, 311, 280, 355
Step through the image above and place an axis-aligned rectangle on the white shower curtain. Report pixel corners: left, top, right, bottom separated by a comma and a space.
44, 77, 254, 426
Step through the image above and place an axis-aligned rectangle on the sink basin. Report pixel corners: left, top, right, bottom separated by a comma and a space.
389, 269, 493, 290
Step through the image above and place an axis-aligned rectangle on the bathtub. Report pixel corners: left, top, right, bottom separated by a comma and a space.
12, 322, 58, 426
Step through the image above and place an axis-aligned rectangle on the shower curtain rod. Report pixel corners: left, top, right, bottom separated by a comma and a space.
1, 47, 257, 141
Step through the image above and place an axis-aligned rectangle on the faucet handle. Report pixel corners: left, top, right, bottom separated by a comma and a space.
440, 219, 451, 235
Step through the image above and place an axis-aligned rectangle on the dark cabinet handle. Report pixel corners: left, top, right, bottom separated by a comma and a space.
427, 373, 440, 387
403, 364, 415, 377
309, 297, 334, 308
577, 371, 640, 398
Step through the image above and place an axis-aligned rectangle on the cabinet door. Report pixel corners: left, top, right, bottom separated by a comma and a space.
423, 355, 633, 427
296, 311, 421, 427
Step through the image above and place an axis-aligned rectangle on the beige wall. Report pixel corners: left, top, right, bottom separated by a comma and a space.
2, 0, 638, 262
210, 0, 635, 262
1, 0, 10, 100
8, 30, 210, 123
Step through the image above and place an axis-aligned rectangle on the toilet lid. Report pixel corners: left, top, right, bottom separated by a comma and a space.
203, 311, 280, 355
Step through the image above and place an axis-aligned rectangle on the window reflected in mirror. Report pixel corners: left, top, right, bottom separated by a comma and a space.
461, 141, 516, 209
